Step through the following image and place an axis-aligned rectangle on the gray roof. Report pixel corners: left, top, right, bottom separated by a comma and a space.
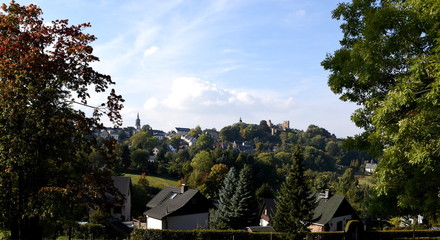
261, 194, 358, 227
312, 195, 348, 225
144, 186, 200, 219
111, 176, 131, 196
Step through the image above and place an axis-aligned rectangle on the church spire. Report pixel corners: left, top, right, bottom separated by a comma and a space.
136, 113, 141, 131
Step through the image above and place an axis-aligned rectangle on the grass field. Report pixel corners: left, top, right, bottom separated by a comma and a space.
356, 174, 374, 186
123, 173, 179, 188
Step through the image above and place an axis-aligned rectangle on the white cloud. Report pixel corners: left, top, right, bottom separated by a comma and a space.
142, 77, 296, 118
143, 46, 159, 56
144, 97, 159, 110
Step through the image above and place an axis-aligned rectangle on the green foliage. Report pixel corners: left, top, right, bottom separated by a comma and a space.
201, 164, 229, 199
272, 147, 315, 240
132, 174, 153, 218
322, 0, 440, 222
130, 131, 160, 151
188, 151, 214, 187
230, 165, 259, 229
188, 125, 202, 138
334, 168, 369, 218
131, 149, 150, 169
89, 208, 109, 225
196, 134, 214, 150
212, 167, 238, 229
131, 228, 286, 240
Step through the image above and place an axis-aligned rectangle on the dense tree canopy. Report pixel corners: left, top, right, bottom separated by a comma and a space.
322, 0, 440, 222
0, 2, 123, 239
273, 147, 315, 239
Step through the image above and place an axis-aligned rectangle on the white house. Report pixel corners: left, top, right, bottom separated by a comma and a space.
365, 162, 378, 174
144, 185, 212, 230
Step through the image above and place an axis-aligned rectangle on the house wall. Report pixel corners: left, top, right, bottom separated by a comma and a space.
146, 216, 164, 229
167, 212, 209, 230
260, 218, 269, 227
327, 214, 353, 231
124, 188, 131, 220
308, 224, 325, 232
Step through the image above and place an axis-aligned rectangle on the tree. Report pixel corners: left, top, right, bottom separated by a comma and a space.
272, 147, 315, 239
130, 149, 149, 170
195, 134, 214, 150
322, 0, 440, 222
230, 164, 259, 229
188, 125, 202, 138
202, 164, 229, 199
188, 151, 213, 187
211, 167, 238, 229
167, 135, 181, 150
0, 2, 124, 239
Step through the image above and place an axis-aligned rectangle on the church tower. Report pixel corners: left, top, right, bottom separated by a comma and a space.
135, 113, 141, 131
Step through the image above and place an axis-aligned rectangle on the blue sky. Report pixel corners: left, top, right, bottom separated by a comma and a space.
15, 0, 361, 137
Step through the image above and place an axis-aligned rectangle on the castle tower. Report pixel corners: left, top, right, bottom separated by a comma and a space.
135, 113, 141, 131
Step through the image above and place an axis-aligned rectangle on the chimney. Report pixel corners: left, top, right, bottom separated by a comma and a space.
318, 189, 330, 200
180, 184, 188, 193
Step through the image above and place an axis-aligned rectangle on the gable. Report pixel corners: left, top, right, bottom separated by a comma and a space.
312, 195, 359, 225
145, 186, 212, 220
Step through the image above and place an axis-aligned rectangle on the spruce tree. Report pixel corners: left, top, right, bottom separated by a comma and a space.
273, 146, 315, 239
230, 164, 258, 229
211, 167, 238, 229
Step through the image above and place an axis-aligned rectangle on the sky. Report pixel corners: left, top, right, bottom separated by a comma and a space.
13, 0, 362, 138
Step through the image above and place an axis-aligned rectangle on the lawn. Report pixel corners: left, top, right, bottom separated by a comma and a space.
356, 174, 374, 186
123, 173, 179, 188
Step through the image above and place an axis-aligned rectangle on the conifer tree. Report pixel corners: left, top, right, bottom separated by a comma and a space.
211, 167, 238, 229
230, 164, 258, 229
273, 146, 315, 240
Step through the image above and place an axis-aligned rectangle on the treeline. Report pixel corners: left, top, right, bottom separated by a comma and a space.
93, 121, 375, 219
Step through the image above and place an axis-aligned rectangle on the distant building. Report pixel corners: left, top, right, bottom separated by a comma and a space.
174, 127, 191, 136
135, 113, 141, 132
365, 162, 378, 174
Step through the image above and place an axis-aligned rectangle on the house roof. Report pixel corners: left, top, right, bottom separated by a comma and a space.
175, 127, 190, 132
111, 176, 131, 196
259, 198, 276, 217
312, 195, 348, 225
261, 194, 358, 226
144, 186, 201, 219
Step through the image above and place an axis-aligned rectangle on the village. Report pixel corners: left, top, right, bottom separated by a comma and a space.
91, 115, 385, 239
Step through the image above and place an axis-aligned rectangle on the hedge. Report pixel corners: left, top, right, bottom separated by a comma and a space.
305, 231, 344, 240
131, 229, 287, 240
131, 229, 440, 240
363, 230, 440, 240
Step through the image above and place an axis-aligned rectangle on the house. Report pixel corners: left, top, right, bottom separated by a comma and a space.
365, 162, 377, 174
110, 176, 132, 221
232, 141, 254, 153
174, 127, 191, 136
181, 134, 197, 146
144, 185, 213, 230
259, 191, 360, 232
308, 193, 360, 232
152, 130, 166, 140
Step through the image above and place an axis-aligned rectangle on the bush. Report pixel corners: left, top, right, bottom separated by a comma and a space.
131, 228, 286, 240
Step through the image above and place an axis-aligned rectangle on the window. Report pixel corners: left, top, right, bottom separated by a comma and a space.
170, 193, 178, 199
